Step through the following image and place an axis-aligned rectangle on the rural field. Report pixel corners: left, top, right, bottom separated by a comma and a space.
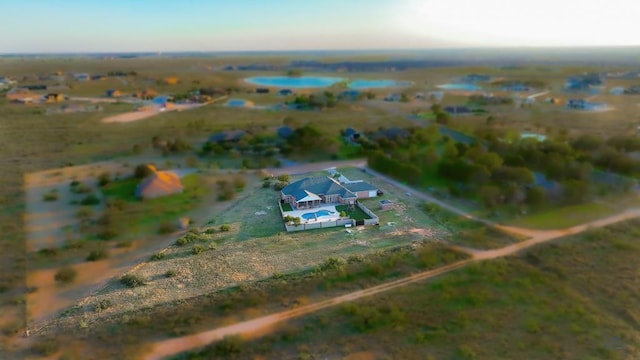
1, 53, 640, 360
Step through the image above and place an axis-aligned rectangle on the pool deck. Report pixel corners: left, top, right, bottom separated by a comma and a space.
286, 204, 342, 223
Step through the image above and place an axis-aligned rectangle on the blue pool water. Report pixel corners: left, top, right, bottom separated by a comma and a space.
437, 83, 482, 91
245, 76, 344, 88
347, 79, 412, 89
226, 99, 252, 107
301, 209, 336, 220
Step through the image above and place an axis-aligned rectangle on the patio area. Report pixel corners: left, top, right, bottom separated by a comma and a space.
285, 204, 342, 224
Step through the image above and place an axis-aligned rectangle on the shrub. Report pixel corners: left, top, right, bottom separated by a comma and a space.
317, 257, 346, 272
94, 299, 112, 313
217, 180, 236, 201
262, 180, 271, 188
340, 211, 347, 218
276, 174, 290, 183
31, 339, 59, 356
233, 176, 246, 190
210, 336, 243, 357
86, 249, 109, 261
204, 227, 217, 234
134, 164, 155, 179
97, 227, 118, 240
54, 266, 77, 284
220, 224, 231, 232
151, 252, 166, 261
116, 239, 132, 248
284, 216, 301, 225
80, 194, 100, 206
69, 180, 80, 187
72, 183, 92, 194
120, 274, 146, 288
158, 221, 176, 234
43, 191, 59, 202
75, 206, 93, 220
273, 181, 286, 191
97, 172, 111, 187
192, 245, 205, 255
164, 269, 177, 278
38, 248, 59, 257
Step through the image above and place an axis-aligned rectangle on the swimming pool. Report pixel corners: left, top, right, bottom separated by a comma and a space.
301, 209, 336, 221
245, 76, 344, 88
226, 99, 253, 107
347, 79, 412, 89
437, 83, 482, 91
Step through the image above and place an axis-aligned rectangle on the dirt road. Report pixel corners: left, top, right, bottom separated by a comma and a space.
267, 159, 366, 176
143, 205, 640, 360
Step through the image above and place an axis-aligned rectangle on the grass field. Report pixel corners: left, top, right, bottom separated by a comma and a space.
3, 57, 640, 356
175, 219, 640, 360
508, 203, 617, 229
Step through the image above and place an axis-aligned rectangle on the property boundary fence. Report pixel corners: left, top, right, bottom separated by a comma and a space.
278, 199, 379, 232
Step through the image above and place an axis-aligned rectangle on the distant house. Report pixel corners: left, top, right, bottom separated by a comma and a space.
42, 93, 65, 102
0, 76, 17, 87
370, 127, 409, 141
567, 99, 607, 111
135, 165, 184, 199
343, 127, 361, 142
625, 85, 640, 95
256, 88, 270, 94
565, 73, 603, 92
91, 74, 107, 81
277, 126, 294, 139
384, 93, 402, 102
461, 74, 492, 83
338, 89, 360, 101
428, 91, 444, 102
610, 87, 625, 95
532, 172, 556, 191
136, 89, 158, 100
278, 89, 293, 96
25, 84, 47, 91
208, 130, 246, 143
165, 76, 180, 85
73, 73, 90, 81
152, 95, 172, 108
280, 176, 378, 210
444, 105, 471, 115
6, 88, 35, 103
414, 92, 426, 100
106, 89, 121, 97
544, 97, 562, 104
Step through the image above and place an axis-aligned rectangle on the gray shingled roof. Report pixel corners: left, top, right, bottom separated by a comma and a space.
343, 181, 377, 193
281, 176, 357, 202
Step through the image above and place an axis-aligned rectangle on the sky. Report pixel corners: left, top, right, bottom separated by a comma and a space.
1, 0, 638, 53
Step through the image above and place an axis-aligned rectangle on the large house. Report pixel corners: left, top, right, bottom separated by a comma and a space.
281, 176, 378, 210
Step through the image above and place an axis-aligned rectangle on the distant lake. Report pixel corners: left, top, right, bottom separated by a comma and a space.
245, 76, 344, 88
437, 83, 482, 91
347, 79, 413, 89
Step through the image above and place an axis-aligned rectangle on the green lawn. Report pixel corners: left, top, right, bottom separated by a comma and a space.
509, 202, 616, 229
336, 204, 372, 221
100, 174, 209, 237
281, 203, 293, 212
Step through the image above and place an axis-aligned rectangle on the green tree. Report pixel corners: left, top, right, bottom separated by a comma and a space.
525, 186, 546, 208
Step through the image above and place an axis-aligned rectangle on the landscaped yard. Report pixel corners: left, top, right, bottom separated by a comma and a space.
336, 204, 371, 221
508, 202, 617, 229
281, 203, 293, 212
63, 167, 458, 323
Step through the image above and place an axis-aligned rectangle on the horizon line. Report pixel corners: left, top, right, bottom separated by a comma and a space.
3, 45, 640, 56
